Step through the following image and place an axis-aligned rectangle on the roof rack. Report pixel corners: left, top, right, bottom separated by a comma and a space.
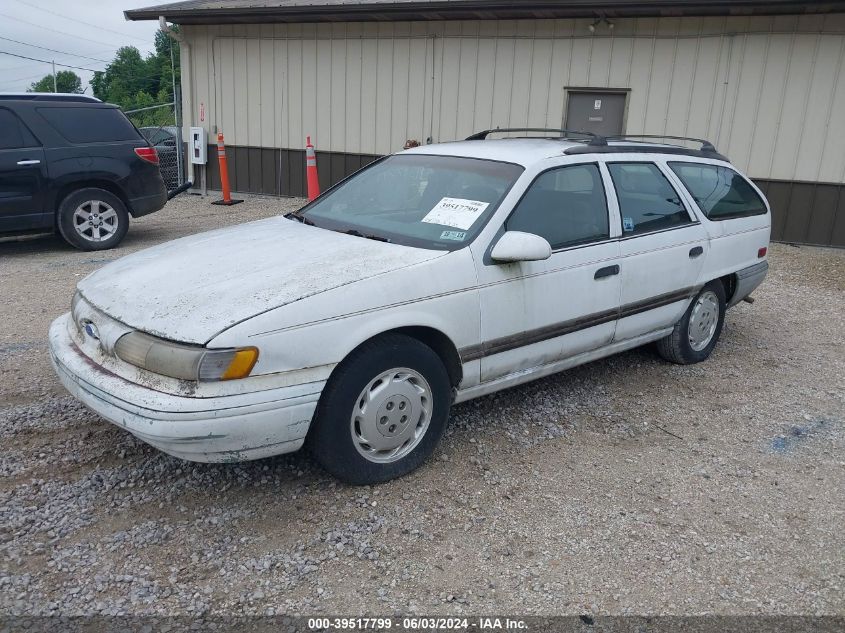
466, 128, 596, 141
0, 92, 101, 103
565, 134, 727, 160
464, 128, 728, 160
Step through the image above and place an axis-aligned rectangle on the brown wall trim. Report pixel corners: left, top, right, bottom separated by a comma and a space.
194, 145, 381, 199
752, 178, 845, 248
192, 147, 844, 248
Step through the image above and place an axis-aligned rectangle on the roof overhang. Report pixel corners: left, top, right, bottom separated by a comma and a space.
125, 1, 845, 25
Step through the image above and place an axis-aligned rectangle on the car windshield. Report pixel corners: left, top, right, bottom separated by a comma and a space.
299, 154, 523, 250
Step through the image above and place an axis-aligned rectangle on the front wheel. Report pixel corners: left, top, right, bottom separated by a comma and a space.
57, 188, 129, 251
656, 280, 726, 365
307, 334, 452, 485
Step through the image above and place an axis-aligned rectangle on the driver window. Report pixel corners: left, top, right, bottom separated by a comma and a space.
505, 163, 610, 249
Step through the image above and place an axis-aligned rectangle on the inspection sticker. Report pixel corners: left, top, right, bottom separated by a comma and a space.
422, 197, 490, 230
439, 230, 467, 241
623, 216, 635, 232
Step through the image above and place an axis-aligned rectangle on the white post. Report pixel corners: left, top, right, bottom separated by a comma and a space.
52, 60, 57, 92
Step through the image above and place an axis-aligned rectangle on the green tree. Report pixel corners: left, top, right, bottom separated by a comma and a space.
91, 28, 181, 116
29, 70, 82, 94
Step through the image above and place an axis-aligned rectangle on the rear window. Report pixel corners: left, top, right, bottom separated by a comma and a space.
37, 106, 140, 143
669, 162, 767, 220
606, 162, 692, 236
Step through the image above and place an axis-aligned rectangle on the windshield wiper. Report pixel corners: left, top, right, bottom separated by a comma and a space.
345, 229, 389, 243
284, 211, 315, 226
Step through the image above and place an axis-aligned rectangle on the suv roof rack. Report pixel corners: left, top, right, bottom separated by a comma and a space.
0, 92, 101, 103
466, 128, 596, 141
565, 134, 727, 160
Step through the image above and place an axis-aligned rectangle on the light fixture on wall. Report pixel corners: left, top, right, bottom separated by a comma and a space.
588, 17, 615, 33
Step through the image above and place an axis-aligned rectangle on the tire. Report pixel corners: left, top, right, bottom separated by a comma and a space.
656, 280, 726, 365
57, 188, 129, 251
307, 334, 452, 485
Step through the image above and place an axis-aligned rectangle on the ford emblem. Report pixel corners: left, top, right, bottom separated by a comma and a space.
80, 319, 100, 341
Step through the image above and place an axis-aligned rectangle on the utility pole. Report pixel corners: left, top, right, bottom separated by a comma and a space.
52, 60, 57, 92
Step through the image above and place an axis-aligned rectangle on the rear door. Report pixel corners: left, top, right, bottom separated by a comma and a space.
605, 159, 709, 342
666, 160, 770, 302
473, 161, 622, 383
0, 107, 48, 232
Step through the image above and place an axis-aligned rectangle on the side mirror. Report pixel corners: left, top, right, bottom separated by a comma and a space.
490, 231, 552, 263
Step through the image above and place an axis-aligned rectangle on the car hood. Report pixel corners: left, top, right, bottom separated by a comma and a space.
77, 217, 445, 344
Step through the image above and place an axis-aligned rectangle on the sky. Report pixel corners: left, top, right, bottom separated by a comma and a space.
0, 0, 172, 93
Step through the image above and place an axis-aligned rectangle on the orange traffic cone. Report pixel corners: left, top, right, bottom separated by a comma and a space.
211, 132, 243, 206
306, 136, 320, 201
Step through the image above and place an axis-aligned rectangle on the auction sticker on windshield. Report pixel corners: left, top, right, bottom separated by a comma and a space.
422, 197, 490, 230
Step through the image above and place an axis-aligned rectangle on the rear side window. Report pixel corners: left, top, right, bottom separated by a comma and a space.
37, 107, 140, 143
607, 162, 691, 236
0, 108, 39, 149
506, 163, 609, 249
669, 162, 767, 220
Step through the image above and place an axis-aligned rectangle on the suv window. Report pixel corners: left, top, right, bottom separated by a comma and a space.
37, 107, 140, 143
607, 162, 691, 236
668, 162, 767, 220
506, 163, 609, 249
0, 108, 38, 149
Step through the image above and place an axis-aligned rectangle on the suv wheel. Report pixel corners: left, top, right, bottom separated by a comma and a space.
307, 334, 452, 485
57, 188, 129, 251
656, 280, 726, 364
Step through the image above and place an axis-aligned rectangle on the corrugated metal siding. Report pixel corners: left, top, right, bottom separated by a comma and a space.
181, 15, 845, 183
180, 15, 845, 246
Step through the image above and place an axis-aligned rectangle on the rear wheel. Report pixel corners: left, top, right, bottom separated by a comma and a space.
307, 334, 451, 484
656, 280, 726, 364
57, 188, 129, 251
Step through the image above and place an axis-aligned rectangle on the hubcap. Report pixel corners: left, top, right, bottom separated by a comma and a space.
72, 200, 118, 242
350, 367, 433, 464
688, 290, 720, 351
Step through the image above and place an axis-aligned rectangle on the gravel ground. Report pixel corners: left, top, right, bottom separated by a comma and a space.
0, 193, 843, 618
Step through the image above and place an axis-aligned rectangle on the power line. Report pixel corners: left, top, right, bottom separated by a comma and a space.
12, 0, 153, 44
0, 70, 52, 85
0, 50, 102, 73
0, 12, 150, 50
0, 35, 112, 64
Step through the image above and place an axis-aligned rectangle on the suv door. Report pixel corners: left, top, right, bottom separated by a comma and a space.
0, 107, 48, 232
472, 162, 622, 383
605, 160, 709, 342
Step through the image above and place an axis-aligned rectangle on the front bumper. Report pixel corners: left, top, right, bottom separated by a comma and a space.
48, 313, 322, 463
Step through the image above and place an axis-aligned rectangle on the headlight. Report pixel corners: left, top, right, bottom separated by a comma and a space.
114, 331, 258, 382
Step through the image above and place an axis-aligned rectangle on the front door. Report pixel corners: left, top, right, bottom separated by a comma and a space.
0, 107, 48, 233
565, 91, 626, 136
604, 160, 709, 342
472, 162, 622, 383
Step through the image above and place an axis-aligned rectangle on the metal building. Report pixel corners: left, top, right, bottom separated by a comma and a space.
126, 0, 845, 248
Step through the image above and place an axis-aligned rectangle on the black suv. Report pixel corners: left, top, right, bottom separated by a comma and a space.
0, 93, 167, 250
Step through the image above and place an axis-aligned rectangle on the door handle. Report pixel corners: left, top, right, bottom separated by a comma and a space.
16, 159, 41, 166
689, 246, 704, 258
594, 264, 620, 280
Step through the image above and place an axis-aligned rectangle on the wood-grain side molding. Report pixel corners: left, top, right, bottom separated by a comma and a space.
460, 286, 699, 362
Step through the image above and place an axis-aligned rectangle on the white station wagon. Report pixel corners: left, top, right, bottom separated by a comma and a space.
49, 130, 770, 484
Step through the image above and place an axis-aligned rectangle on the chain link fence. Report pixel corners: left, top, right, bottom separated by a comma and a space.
125, 101, 184, 192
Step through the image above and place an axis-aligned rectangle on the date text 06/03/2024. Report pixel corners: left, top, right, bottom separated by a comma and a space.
306, 617, 528, 630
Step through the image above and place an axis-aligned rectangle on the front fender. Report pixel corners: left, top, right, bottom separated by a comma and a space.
209, 249, 481, 386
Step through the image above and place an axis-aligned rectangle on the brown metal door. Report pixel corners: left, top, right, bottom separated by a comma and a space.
565, 92, 626, 136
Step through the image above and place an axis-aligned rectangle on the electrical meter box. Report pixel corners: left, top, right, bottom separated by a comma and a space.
190, 127, 207, 165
